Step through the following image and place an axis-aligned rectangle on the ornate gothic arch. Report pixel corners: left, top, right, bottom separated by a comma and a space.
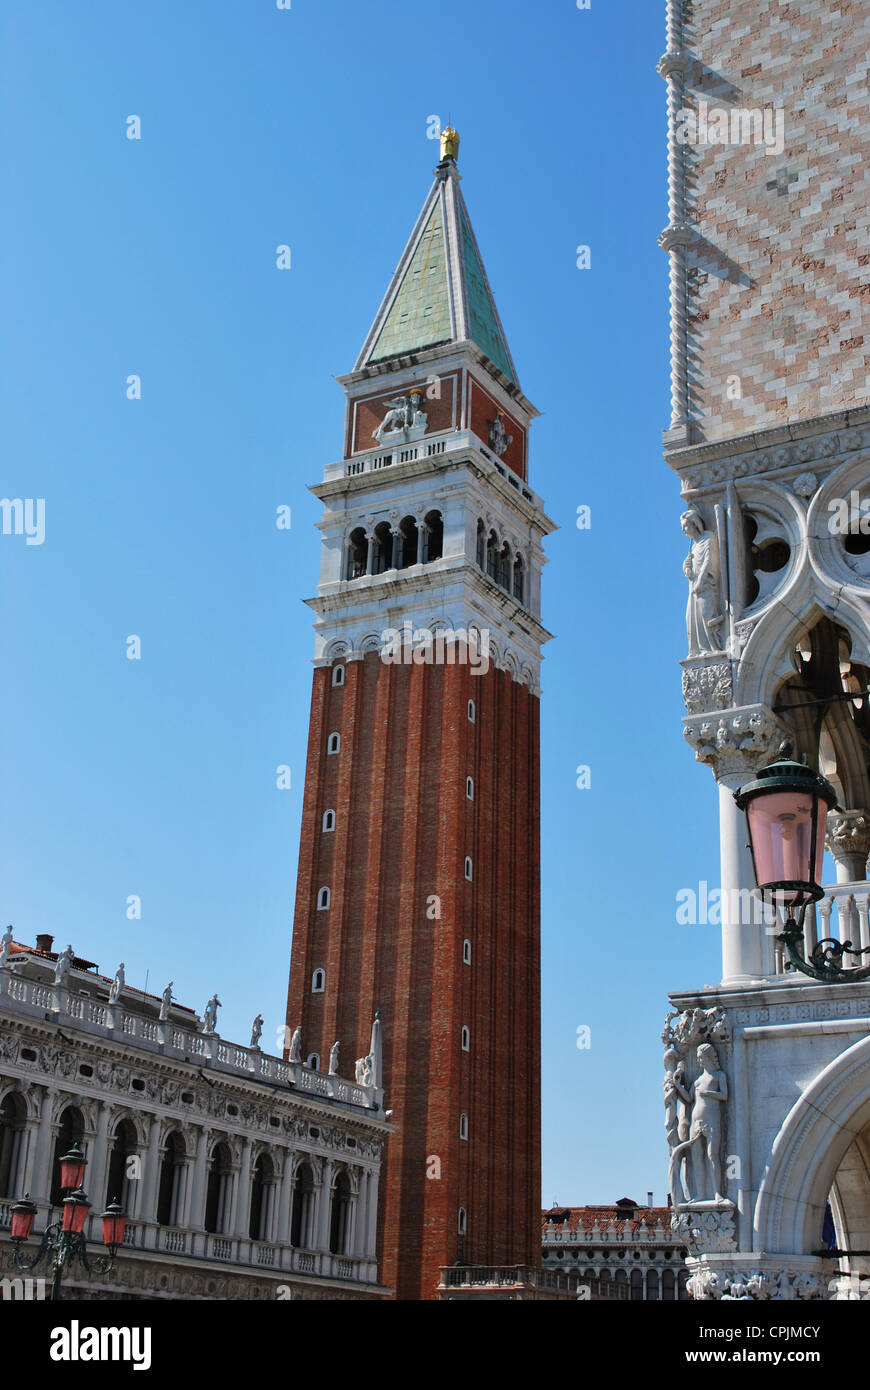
754, 1033, 870, 1255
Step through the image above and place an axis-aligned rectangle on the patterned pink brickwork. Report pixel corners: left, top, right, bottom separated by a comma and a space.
682, 0, 870, 443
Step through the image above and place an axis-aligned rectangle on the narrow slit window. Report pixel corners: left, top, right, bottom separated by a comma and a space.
317, 887, 330, 910
332, 665, 345, 687
322, 809, 335, 832
461, 1026, 470, 1052
464, 857, 473, 881
311, 969, 325, 994
327, 733, 340, 754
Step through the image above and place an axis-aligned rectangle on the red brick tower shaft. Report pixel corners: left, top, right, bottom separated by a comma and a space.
284, 137, 553, 1299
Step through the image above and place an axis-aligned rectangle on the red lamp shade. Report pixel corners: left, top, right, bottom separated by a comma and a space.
59, 1144, 87, 1191
102, 1201, 127, 1250
735, 754, 838, 908
61, 1188, 91, 1235
10, 1196, 37, 1242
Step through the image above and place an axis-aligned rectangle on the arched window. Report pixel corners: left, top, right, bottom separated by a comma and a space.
462, 939, 472, 965
0, 1092, 27, 1200
345, 528, 368, 581
291, 1161, 315, 1248
397, 515, 418, 569
156, 1130, 186, 1227
332, 664, 345, 687
424, 510, 443, 563
459, 1113, 469, 1141
322, 809, 335, 832
373, 521, 393, 575
464, 857, 473, 881
249, 1152, 275, 1242
465, 777, 474, 800
312, 968, 325, 993
467, 699, 475, 723
476, 519, 485, 569
496, 541, 512, 590
513, 554, 525, 603
50, 1106, 84, 1207
317, 886, 330, 910
329, 1170, 352, 1255
105, 1117, 137, 1213
327, 732, 340, 754
204, 1141, 233, 1235
461, 1026, 470, 1052
486, 530, 499, 580
458, 1206, 467, 1236
306, 1052, 320, 1070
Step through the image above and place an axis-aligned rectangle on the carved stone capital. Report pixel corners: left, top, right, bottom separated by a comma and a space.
681, 658, 733, 715
686, 1256, 826, 1301
672, 1208, 736, 1256
826, 809, 870, 880
683, 705, 789, 778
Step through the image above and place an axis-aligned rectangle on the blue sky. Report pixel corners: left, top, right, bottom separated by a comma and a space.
1, 0, 727, 1206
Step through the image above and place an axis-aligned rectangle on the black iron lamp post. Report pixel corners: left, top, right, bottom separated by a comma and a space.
735, 747, 870, 983
9, 1145, 127, 1300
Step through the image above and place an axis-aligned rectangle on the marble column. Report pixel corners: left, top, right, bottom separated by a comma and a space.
138, 1115, 163, 1223
717, 771, 765, 983
275, 1153, 294, 1248
30, 1089, 57, 1205
186, 1126, 210, 1231
86, 1102, 112, 1214
316, 1158, 334, 1252
233, 1143, 252, 1238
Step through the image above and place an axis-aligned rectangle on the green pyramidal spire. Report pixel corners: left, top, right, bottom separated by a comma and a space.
355, 136, 519, 388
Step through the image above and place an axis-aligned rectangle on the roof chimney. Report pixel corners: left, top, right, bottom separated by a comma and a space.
36, 934, 54, 953
648, 1191, 654, 1208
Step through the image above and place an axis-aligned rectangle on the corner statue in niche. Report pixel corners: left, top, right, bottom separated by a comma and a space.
668, 1043, 729, 1206
373, 390, 428, 444
681, 508, 724, 656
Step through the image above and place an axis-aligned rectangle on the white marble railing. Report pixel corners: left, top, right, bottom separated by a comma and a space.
323, 428, 540, 506
0, 970, 378, 1110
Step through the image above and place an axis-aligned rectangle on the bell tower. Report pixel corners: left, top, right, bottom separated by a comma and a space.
284, 131, 554, 1300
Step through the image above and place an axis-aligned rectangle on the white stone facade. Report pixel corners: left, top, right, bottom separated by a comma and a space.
542, 1204, 689, 1301
0, 942, 391, 1300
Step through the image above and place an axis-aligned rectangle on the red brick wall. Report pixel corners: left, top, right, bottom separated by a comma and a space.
469, 378, 526, 479
285, 652, 541, 1299
349, 375, 458, 455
